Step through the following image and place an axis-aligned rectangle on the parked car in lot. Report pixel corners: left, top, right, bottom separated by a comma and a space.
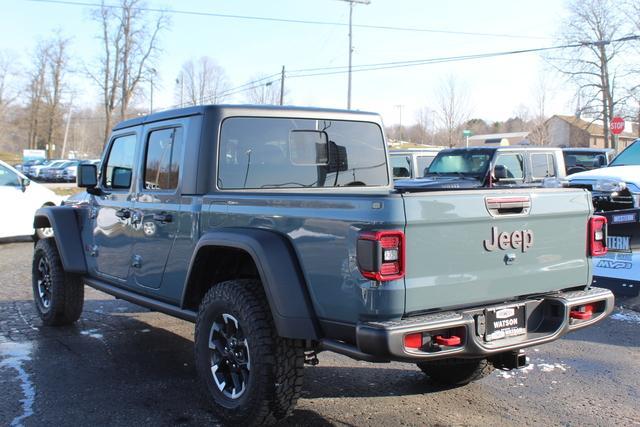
567, 139, 640, 296
62, 159, 100, 183
34, 105, 613, 425
395, 146, 566, 191
28, 159, 57, 180
41, 160, 80, 182
563, 148, 615, 175
389, 148, 443, 179
0, 160, 62, 239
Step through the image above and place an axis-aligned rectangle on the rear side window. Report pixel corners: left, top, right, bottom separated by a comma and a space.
531, 153, 556, 179
218, 117, 388, 189
144, 127, 183, 191
104, 134, 137, 189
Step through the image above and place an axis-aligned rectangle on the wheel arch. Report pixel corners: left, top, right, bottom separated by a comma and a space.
33, 206, 87, 274
182, 228, 320, 340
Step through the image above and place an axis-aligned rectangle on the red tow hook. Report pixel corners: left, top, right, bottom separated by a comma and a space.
570, 304, 594, 320
434, 335, 461, 346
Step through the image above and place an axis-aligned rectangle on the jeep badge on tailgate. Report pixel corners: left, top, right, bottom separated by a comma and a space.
483, 226, 534, 252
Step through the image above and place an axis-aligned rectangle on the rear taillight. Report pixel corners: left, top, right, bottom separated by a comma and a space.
588, 216, 607, 256
357, 230, 405, 281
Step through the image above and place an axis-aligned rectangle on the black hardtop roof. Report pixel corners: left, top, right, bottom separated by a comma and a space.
440, 146, 562, 153
562, 147, 615, 152
113, 104, 381, 131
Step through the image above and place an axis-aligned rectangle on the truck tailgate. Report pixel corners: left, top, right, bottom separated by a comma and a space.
402, 188, 593, 314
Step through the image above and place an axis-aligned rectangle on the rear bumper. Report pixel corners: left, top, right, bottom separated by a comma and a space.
350, 287, 614, 362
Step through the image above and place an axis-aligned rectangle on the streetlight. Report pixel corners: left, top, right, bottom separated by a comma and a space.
395, 104, 404, 142
263, 81, 273, 104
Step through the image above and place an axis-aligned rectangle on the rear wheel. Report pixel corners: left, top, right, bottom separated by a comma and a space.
417, 358, 494, 386
194, 279, 305, 425
32, 238, 84, 326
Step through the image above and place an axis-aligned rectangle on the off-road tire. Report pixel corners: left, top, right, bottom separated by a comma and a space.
194, 279, 305, 425
32, 238, 84, 326
417, 358, 494, 386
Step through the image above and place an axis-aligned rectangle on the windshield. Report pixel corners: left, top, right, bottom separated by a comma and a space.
427, 150, 493, 177
610, 141, 640, 166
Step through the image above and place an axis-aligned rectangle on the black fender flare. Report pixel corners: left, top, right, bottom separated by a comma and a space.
182, 228, 320, 340
33, 206, 87, 274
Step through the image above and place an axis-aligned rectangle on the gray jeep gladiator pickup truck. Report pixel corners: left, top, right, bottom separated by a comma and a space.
32, 105, 614, 425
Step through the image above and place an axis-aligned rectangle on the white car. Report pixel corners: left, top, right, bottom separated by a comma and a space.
568, 140, 640, 211
0, 160, 63, 239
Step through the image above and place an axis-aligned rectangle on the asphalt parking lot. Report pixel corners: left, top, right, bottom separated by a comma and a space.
1, 241, 639, 426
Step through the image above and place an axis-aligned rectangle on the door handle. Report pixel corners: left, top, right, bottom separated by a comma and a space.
115, 209, 131, 219
152, 213, 173, 223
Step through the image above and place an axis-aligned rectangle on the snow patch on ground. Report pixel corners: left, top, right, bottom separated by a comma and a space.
0, 341, 35, 427
610, 309, 640, 324
80, 329, 103, 339
495, 360, 570, 382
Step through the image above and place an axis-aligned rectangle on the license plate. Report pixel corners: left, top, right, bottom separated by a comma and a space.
485, 304, 526, 341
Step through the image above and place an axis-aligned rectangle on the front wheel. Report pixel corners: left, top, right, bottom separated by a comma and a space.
417, 358, 494, 386
32, 238, 84, 326
194, 279, 305, 425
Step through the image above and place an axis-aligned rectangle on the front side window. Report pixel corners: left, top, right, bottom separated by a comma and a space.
390, 155, 412, 178
144, 127, 183, 191
104, 134, 137, 189
218, 117, 388, 189
531, 153, 557, 179
0, 165, 20, 187
494, 154, 524, 181
416, 155, 436, 177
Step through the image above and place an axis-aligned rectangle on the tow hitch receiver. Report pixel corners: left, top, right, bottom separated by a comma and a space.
492, 350, 528, 370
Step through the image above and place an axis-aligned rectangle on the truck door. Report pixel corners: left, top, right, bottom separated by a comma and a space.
92, 132, 140, 282
130, 125, 184, 290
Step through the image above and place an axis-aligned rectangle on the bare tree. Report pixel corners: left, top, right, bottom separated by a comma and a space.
26, 41, 50, 150
435, 75, 470, 147
413, 107, 434, 144
528, 74, 552, 145
179, 57, 230, 106
90, 0, 168, 145
43, 33, 70, 157
551, 0, 630, 148
245, 76, 283, 105
0, 50, 18, 134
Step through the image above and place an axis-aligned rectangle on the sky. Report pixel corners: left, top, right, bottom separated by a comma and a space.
0, 0, 578, 127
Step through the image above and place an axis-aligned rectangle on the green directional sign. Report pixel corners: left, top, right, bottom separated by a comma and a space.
463, 129, 473, 136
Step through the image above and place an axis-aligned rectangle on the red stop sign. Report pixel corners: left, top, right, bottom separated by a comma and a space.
611, 116, 625, 135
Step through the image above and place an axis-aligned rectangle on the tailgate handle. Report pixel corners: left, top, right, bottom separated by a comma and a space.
485, 196, 531, 216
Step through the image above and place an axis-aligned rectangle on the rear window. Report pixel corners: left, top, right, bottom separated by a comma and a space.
218, 117, 388, 189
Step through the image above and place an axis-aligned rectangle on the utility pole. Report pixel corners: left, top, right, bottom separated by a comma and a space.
280, 66, 285, 106
149, 68, 157, 113
61, 101, 73, 159
176, 72, 184, 107
338, 0, 370, 110
395, 104, 404, 142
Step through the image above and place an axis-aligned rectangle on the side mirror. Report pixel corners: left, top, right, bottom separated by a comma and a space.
111, 166, 132, 189
493, 164, 508, 180
78, 164, 98, 188
20, 178, 30, 192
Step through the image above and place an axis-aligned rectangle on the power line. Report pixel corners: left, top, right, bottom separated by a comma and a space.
25, 0, 551, 40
